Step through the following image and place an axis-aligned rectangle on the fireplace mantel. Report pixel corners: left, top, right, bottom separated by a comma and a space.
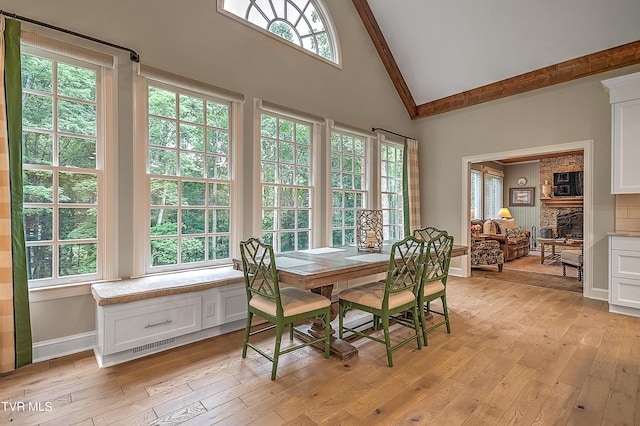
540, 197, 583, 208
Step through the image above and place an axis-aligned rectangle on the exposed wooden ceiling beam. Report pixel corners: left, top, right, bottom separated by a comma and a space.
352, 0, 417, 119
416, 41, 640, 119
495, 150, 584, 164
353, 1, 640, 120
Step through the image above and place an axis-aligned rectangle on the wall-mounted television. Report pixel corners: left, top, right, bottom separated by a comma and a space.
553, 171, 583, 197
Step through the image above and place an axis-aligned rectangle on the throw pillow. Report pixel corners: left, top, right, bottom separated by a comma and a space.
501, 218, 517, 229
505, 226, 526, 239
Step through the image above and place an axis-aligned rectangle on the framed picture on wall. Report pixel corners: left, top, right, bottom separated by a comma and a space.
509, 187, 535, 206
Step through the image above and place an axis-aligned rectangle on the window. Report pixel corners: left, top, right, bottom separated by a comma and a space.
260, 112, 312, 252
470, 169, 483, 220
380, 141, 404, 241
470, 166, 504, 219
484, 173, 503, 219
330, 130, 367, 246
219, 0, 340, 64
144, 83, 233, 271
21, 49, 106, 288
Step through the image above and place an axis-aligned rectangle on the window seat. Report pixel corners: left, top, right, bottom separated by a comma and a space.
91, 266, 247, 368
91, 266, 244, 306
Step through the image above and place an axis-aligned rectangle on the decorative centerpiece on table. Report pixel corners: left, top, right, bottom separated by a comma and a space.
356, 209, 383, 252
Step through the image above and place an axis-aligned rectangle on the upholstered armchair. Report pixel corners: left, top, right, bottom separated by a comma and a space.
470, 239, 504, 272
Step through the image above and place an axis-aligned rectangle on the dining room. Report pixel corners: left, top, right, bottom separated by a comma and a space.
2, 0, 640, 424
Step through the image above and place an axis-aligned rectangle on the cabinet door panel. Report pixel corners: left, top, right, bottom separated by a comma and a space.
612, 99, 640, 193
611, 249, 640, 280
611, 277, 640, 309
104, 296, 201, 354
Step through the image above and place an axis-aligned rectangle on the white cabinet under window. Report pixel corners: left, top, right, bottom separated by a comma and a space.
609, 235, 640, 317
602, 72, 640, 194
94, 282, 247, 367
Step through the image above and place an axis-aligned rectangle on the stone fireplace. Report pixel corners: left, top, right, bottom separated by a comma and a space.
539, 154, 584, 238
556, 210, 583, 239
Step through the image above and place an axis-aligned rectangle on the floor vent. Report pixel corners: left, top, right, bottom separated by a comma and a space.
131, 338, 176, 354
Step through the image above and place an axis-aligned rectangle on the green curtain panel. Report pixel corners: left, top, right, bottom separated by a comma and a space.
6, 18, 32, 369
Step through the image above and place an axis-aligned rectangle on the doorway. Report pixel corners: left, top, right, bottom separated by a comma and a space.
461, 140, 593, 299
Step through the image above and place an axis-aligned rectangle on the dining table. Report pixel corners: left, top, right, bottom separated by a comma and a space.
233, 243, 468, 361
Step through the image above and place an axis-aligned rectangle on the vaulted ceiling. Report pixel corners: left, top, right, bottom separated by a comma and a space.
353, 0, 640, 120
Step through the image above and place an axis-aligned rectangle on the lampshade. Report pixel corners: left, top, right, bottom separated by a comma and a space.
497, 207, 512, 218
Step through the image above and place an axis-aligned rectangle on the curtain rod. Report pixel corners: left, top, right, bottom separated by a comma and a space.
371, 127, 413, 140
0, 10, 140, 62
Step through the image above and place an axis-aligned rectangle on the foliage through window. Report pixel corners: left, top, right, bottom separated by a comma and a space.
21, 51, 102, 287
380, 142, 404, 241
220, 0, 339, 63
470, 169, 483, 220
260, 113, 312, 252
331, 131, 367, 246
146, 84, 233, 270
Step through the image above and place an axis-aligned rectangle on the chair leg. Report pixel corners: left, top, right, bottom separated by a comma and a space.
442, 294, 451, 334
578, 266, 582, 282
562, 264, 567, 277
289, 323, 294, 341
419, 301, 428, 346
382, 315, 393, 368
242, 311, 253, 358
338, 302, 345, 340
412, 304, 422, 350
323, 310, 331, 359
271, 322, 284, 381
498, 264, 503, 272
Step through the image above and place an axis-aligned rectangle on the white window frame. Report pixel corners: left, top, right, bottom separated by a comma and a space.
379, 138, 404, 241
470, 168, 483, 220
484, 173, 503, 219
217, 0, 341, 68
470, 165, 504, 220
134, 65, 244, 276
327, 121, 373, 246
20, 43, 117, 290
253, 99, 326, 252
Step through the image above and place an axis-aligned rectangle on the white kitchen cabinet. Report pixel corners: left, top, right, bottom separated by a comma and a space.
609, 235, 640, 317
602, 72, 640, 194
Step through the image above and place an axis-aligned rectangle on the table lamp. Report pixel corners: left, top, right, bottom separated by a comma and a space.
497, 207, 512, 219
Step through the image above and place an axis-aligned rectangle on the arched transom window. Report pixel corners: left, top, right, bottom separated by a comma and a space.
219, 0, 340, 64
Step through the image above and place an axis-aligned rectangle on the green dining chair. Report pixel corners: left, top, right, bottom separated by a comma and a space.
239, 237, 332, 380
338, 235, 424, 367
417, 231, 454, 345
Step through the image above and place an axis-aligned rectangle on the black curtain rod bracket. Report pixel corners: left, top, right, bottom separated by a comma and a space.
371, 127, 413, 140
0, 10, 140, 62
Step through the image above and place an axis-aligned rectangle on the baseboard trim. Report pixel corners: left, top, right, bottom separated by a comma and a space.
449, 266, 466, 277
32, 331, 96, 363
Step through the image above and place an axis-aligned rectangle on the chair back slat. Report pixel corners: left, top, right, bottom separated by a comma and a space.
386, 236, 425, 295
424, 232, 454, 285
413, 226, 447, 243
240, 238, 280, 303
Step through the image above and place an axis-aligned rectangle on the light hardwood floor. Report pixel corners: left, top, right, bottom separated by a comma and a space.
2, 273, 640, 425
